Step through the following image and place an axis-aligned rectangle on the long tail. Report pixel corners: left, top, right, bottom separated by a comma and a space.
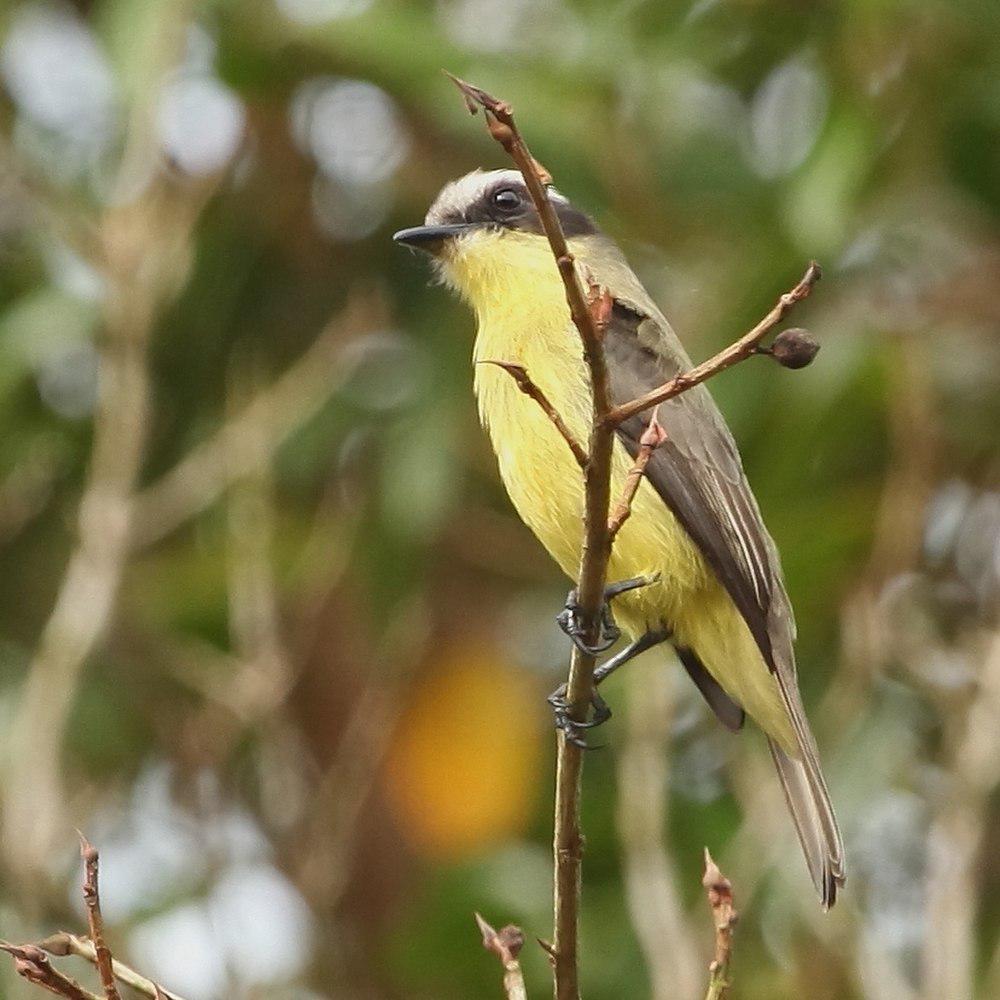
767, 685, 846, 907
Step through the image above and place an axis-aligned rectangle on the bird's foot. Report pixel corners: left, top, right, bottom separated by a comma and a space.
555, 575, 659, 655
547, 685, 612, 749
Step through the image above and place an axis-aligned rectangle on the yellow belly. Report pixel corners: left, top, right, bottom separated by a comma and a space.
454, 231, 795, 749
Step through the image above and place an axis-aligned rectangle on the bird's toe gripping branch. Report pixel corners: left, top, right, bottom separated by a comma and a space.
547, 686, 612, 749
555, 574, 657, 656
551, 574, 661, 747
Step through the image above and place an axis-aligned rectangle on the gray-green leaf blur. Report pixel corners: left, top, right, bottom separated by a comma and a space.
0, 1, 997, 998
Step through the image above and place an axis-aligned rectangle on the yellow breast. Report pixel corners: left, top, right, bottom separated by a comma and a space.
448, 230, 709, 634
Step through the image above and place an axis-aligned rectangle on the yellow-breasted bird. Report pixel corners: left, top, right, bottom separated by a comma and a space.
394, 169, 845, 906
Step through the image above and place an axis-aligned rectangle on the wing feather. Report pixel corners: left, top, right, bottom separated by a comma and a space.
602, 297, 845, 905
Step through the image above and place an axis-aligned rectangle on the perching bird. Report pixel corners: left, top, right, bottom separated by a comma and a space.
394, 169, 845, 907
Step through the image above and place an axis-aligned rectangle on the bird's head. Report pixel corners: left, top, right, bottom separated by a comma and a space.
393, 169, 598, 303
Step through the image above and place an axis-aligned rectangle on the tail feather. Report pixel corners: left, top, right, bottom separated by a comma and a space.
767, 727, 845, 908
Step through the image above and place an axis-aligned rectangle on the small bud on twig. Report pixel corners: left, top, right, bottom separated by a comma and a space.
474, 914, 528, 1000
702, 849, 738, 1000
759, 328, 820, 369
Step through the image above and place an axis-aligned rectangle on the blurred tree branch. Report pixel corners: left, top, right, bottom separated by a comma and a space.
0, 1, 212, 876
924, 625, 1000, 1000
131, 289, 382, 549
1, 175, 216, 877
616, 668, 702, 1000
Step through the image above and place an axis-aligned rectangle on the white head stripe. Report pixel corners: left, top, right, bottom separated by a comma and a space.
425, 169, 567, 224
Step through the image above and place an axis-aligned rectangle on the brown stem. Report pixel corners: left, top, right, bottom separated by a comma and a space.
79, 836, 121, 1000
702, 849, 738, 1000
607, 409, 666, 541
39, 934, 186, 1000
606, 262, 821, 427
449, 74, 616, 1000
0, 941, 102, 1000
475, 914, 529, 1000
478, 361, 588, 468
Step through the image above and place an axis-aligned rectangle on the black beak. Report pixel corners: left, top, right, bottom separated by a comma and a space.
392, 224, 472, 252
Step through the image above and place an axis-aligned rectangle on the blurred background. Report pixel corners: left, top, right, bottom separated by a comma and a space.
0, 0, 997, 997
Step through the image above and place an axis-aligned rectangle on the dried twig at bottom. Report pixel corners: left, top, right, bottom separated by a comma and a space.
475, 913, 529, 1000
702, 849, 739, 1000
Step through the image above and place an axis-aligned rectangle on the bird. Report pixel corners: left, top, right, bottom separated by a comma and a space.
393, 168, 845, 907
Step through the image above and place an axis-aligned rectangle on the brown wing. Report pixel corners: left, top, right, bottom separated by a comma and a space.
603, 298, 845, 907
604, 300, 794, 670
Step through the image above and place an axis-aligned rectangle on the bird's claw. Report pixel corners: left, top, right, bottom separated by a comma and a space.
547, 685, 612, 749
555, 575, 658, 655
556, 604, 619, 655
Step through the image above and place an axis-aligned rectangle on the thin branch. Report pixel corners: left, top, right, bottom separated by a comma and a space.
702, 849, 738, 1000
606, 262, 822, 427
926, 626, 1000, 1000
78, 836, 121, 1000
38, 935, 185, 1000
130, 291, 378, 550
478, 361, 588, 468
0, 942, 102, 1000
450, 74, 618, 1000
474, 914, 528, 1000
607, 409, 666, 541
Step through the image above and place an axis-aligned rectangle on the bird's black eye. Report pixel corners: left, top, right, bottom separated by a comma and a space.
491, 188, 521, 212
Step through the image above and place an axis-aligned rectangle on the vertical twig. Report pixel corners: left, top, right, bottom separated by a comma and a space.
79, 836, 122, 1000
475, 914, 529, 1000
702, 849, 738, 1000
448, 75, 617, 1000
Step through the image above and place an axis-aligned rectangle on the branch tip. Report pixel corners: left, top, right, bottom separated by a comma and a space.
474, 913, 525, 963
701, 849, 738, 1000
79, 831, 99, 866
444, 71, 510, 120
607, 260, 824, 426
475, 914, 528, 1000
